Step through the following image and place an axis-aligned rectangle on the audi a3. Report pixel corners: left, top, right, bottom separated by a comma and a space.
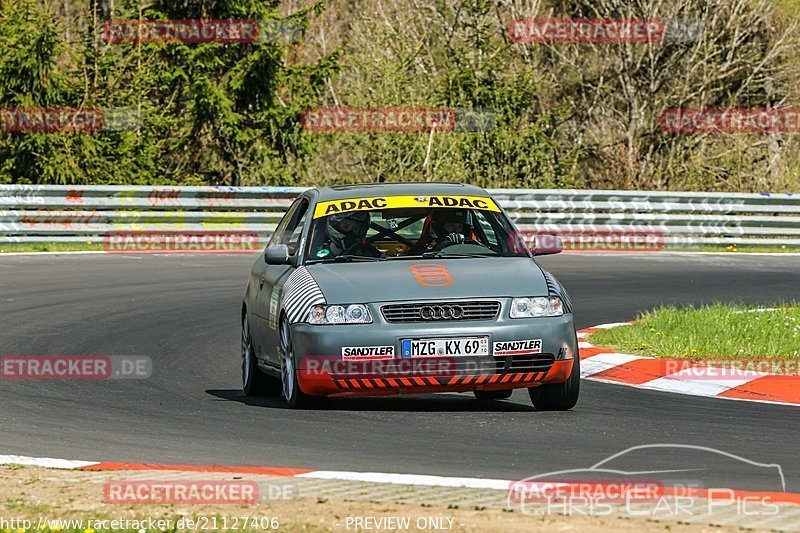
241, 183, 579, 409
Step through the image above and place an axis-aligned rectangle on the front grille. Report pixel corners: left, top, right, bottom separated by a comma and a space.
494, 353, 555, 373
381, 300, 501, 323
329, 353, 556, 379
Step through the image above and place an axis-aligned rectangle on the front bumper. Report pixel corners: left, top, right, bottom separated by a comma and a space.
290, 301, 578, 397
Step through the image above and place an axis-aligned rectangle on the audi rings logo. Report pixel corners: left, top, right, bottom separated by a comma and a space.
420, 305, 464, 320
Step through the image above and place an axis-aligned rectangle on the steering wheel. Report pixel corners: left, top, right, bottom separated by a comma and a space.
433, 237, 484, 252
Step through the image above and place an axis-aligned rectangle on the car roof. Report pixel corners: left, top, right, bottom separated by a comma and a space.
310, 182, 490, 201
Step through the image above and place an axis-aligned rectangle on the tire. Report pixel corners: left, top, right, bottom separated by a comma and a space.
528, 356, 580, 411
279, 317, 320, 409
241, 313, 281, 397
473, 389, 513, 400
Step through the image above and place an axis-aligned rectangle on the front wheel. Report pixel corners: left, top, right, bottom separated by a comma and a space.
242, 313, 281, 397
528, 357, 580, 411
279, 318, 320, 409
473, 389, 513, 400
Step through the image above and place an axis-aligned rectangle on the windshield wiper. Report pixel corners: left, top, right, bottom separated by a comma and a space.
310, 254, 383, 263
387, 252, 497, 260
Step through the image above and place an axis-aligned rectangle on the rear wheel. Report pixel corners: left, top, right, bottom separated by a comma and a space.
528, 357, 580, 411
473, 389, 513, 400
241, 313, 281, 397
279, 318, 320, 409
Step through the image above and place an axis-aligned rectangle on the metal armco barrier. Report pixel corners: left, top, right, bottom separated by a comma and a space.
1, 184, 799, 246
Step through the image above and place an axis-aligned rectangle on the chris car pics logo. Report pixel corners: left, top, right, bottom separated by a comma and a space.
507, 444, 786, 517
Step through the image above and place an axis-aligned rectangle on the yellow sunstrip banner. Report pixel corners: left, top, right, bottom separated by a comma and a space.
313, 195, 500, 218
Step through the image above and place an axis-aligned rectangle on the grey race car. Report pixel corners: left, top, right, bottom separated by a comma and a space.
241, 183, 579, 409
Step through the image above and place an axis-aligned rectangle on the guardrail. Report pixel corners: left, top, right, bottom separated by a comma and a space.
1, 184, 799, 247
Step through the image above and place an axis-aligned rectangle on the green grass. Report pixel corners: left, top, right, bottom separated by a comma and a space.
671, 244, 800, 253
588, 303, 800, 367
0, 242, 106, 253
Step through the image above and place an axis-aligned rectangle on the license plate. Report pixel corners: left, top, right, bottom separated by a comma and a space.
401, 336, 489, 358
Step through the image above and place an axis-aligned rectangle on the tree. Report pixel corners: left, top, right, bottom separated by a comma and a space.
0, 0, 337, 185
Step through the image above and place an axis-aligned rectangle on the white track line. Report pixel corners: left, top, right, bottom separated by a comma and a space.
0, 454, 98, 469
297, 471, 510, 490
581, 353, 643, 376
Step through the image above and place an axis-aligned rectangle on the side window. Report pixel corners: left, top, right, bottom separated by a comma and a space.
268, 199, 301, 248
283, 201, 309, 256
473, 211, 499, 247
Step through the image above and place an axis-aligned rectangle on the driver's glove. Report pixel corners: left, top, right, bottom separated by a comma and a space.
445, 233, 465, 244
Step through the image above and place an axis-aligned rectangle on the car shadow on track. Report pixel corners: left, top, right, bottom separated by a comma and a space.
206, 389, 537, 412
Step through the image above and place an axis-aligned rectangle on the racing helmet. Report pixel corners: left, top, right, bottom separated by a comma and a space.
327, 211, 371, 251
430, 209, 469, 240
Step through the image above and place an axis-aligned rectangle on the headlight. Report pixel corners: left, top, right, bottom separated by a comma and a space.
510, 296, 564, 318
307, 304, 373, 324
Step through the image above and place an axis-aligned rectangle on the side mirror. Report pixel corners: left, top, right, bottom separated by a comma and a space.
531, 234, 563, 256
264, 244, 291, 265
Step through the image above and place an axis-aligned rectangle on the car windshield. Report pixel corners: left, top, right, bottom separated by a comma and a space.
304, 196, 530, 262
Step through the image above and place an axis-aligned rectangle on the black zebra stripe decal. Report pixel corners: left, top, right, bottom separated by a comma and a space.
542, 270, 573, 313
282, 267, 326, 324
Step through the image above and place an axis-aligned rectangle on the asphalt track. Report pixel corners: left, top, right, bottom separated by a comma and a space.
1, 253, 798, 492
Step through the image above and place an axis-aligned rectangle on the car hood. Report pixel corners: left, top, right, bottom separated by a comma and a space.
306, 257, 548, 303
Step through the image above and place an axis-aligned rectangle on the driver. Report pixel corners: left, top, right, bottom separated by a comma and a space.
430, 209, 470, 249
314, 211, 382, 259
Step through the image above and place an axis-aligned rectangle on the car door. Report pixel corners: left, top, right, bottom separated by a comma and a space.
255, 197, 310, 367
251, 198, 300, 365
